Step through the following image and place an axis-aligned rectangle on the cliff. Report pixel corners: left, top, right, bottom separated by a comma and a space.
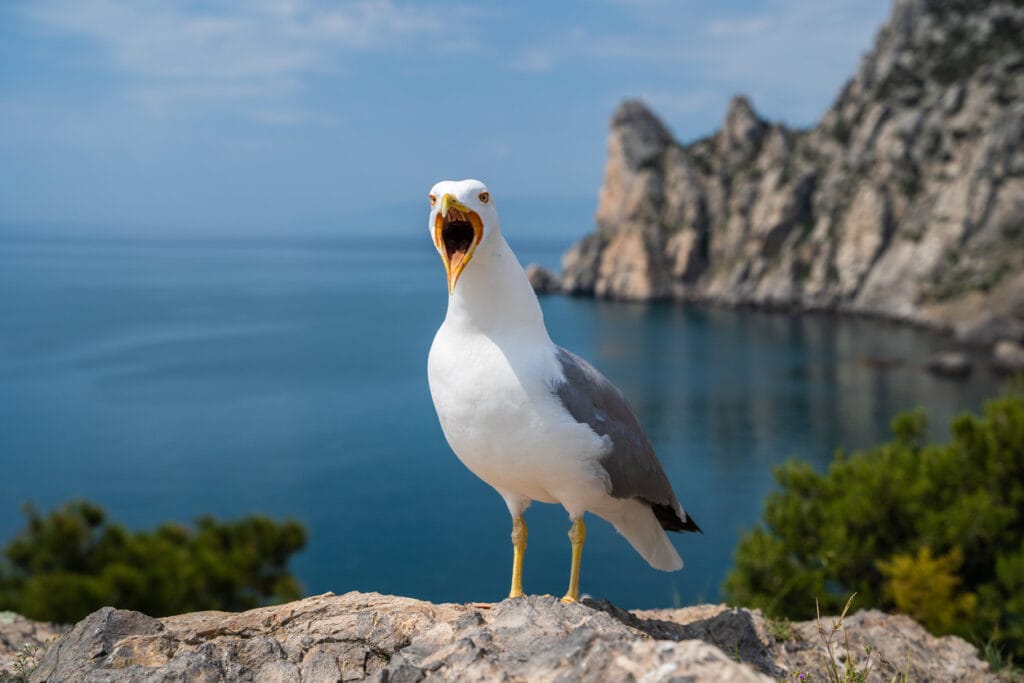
2, 592, 993, 681
554, 0, 1024, 346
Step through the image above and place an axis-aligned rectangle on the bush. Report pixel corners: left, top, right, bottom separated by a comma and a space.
0, 501, 307, 623
877, 546, 978, 634
723, 395, 1024, 662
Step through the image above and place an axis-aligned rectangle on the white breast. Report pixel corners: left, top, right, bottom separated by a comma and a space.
428, 323, 610, 513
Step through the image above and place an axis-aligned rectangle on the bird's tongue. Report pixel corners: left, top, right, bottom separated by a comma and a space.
449, 250, 467, 273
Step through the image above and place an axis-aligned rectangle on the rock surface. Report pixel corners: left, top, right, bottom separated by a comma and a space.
925, 350, 973, 378
558, 0, 1024, 344
11, 592, 993, 682
992, 339, 1024, 373
525, 263, 561, 295
0, 611, 65, 679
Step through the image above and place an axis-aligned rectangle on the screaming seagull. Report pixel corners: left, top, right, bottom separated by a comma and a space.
427, 179, 700, 602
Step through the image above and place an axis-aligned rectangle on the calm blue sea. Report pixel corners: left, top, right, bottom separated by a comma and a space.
0, 234, 1005, 609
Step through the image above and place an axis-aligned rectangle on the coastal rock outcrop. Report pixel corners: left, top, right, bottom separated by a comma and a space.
525, 263, 561, 295
5, 592, 992, 682
557, 0, 1024, 344
925, 350, 973, 378
993, 339, 1024, 373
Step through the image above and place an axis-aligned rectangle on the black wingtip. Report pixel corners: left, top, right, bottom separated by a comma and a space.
650, 502, 703, 534
680, 515, 703, 535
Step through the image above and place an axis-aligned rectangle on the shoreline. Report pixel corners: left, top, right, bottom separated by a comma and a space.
529, 262, 1024, 377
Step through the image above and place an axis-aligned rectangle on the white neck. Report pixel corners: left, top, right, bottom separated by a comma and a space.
444, 229, 550, 344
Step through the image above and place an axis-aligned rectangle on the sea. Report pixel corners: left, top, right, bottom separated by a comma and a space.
0, 233, 1006, 609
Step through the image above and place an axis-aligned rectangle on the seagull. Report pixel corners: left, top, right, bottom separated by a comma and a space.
426, 179, 700, 603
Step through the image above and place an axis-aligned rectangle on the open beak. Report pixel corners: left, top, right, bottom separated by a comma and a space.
433, 193, 484, 294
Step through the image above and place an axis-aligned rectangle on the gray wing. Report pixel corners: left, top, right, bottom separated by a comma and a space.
553, 347, 700, 533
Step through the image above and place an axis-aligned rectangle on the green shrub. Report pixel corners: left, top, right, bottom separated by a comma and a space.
723, 395, 1024, 662
0, 501, 307, 623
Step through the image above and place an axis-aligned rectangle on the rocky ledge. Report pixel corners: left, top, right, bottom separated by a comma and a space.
0, 611, 65, 680
2, 592, 992, 682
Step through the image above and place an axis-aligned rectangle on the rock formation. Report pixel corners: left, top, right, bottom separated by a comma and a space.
557, 0, 1024, 346
524, 263, 561, 295
0, 611, 64, 679
993, 338, 1024, 372
3, 592, 993, 682
925, 350, 974, 378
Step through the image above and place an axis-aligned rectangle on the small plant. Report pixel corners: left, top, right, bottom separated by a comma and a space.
830, 119, 851, 145
768, 617, 793, 642
981, 637, 1024, 681
890, 649, 912, 683
815, 594, 880, 683
0, 643, 40, 683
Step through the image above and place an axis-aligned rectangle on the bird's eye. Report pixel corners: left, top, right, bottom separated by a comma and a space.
429, 194, 437, 207
478, 192, 489, 204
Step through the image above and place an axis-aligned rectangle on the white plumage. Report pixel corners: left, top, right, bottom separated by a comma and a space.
426, 179, 698, 600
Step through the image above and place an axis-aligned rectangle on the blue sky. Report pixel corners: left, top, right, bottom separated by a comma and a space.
0, 0, 891, 238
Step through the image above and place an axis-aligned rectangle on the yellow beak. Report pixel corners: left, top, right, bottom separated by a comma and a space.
434, 193, 483, 294
439, 193, 461, 218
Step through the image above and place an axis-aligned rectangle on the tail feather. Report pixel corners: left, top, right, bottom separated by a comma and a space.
649, 501, 702, 533
596, 499, 683, 571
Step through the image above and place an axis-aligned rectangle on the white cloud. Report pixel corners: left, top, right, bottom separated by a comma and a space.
21, 0, 482, 121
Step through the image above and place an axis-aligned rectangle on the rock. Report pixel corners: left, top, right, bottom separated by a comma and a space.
610, 100, 674, 171
0, 611, 65, 680
781, 609, 992, 683
558, 0, 1024, 335
525, 264, 561, 294
31, 607, 169, 681
956, 313, 1024, 347
926, 351, 973, 378
992, 339, 1024, 374
19, 592, 992, 682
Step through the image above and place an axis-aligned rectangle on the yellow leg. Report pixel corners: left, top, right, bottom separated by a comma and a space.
508, 517, 527, 599
561, 518, 587, 603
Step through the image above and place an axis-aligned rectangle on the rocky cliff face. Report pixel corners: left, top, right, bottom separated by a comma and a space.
558, 0, 1024, 344
2, 593, 992, 682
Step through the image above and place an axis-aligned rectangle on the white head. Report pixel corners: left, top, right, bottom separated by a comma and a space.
428, 178, 500, 294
